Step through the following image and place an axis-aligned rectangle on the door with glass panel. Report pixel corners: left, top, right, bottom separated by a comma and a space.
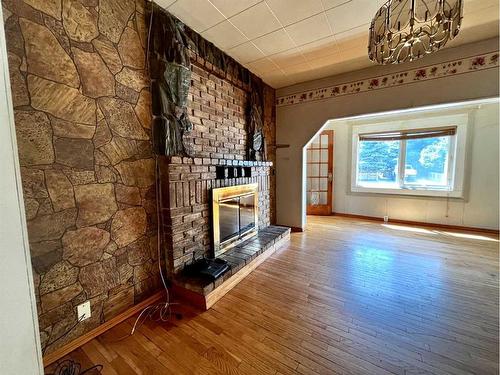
306, 130, 333, 215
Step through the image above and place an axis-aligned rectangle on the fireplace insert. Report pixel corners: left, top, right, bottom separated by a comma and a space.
212, 183, 258, 257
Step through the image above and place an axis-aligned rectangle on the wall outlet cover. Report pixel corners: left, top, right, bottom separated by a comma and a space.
77, 301, 91, 321
383, 216, 389, 222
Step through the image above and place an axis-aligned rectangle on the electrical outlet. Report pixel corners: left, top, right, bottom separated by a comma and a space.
383, 215, 389, 222
77, 301, 91, 321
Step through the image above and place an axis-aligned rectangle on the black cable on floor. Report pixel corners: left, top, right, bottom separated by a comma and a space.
46, 360, 103, 375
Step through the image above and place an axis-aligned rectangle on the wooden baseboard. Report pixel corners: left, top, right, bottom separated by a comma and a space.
289, 226, 304, 233
43, 290, 165, 367
332, 212, 500, 235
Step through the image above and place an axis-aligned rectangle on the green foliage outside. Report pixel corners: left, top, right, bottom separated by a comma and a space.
358, 136, 449, 183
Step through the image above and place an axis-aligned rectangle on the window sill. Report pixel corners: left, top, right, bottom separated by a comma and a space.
351, 186, 463, 198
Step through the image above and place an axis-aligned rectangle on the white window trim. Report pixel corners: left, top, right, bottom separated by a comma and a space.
350, 112, 469, 198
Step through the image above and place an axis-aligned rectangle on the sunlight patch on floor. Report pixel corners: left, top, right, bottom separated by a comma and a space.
382, 224, 435, 234
436, 231, 499, 242
381, 223, 499, 242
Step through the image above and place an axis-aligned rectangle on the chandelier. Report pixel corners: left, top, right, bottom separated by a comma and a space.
368, 0, 464, 64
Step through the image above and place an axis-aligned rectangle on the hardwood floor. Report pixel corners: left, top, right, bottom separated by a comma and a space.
46, 216, 499, 375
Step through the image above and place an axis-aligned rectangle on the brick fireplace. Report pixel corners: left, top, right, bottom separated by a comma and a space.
158, 50, 276, 278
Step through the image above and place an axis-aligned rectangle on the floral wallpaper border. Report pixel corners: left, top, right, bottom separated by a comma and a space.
276, 51, 499, 107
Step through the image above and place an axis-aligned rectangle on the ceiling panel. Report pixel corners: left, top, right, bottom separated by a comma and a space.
201, 20, 248, 49
268, 47, 307, 68
246, 58, 281, 75
252, 29, 296, 56
285, 13, 332, 47
229, 2, 281, 39
325, 0, 385, 34
266, 0, 324, 26
155, 0, 500, 88
167, 0, 224, 32
320, 0, 352, 10
227, 41, 265, 63
209, 0, 261, 18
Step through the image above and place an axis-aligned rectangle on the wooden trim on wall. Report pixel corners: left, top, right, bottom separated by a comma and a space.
289, 226, 304, 233
43, 291, 165, 367
332, 212, 500, 235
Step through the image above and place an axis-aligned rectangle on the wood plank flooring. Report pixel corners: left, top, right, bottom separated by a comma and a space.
46, 216, 499, 375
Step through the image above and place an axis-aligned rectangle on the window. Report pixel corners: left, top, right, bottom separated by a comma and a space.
351, 113, 469, 197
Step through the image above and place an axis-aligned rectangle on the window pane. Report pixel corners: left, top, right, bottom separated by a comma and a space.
310, 164, 319, 176
321, 134, 328, 147
311, 178, 319, 190
311, 149, 320, 162
357, 140, 400, 188
320, 149, 328, 162
404, 136, 450, 187
319, 192, 327, 204
320, 164, 328, 176
310, 192, 319, 205
319, 177, 328, 191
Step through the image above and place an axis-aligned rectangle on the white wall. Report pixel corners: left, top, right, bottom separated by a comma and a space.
276, 38, 499, 229
0, 7, 44, 374
317, 102, 499, 230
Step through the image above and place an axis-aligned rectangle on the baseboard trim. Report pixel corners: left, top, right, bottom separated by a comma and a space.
43, 290, 165, 367
289, 226, 304, 232
332, 212, 500, 234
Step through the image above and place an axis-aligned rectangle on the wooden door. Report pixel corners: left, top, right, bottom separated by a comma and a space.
306, 130, 334, 215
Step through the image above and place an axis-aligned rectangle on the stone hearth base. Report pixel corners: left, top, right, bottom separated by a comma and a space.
172, 226, 290, 310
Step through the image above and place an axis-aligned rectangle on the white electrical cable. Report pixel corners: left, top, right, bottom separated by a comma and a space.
127, 1, 180, 338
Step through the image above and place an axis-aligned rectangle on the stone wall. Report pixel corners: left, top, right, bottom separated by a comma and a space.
4, 0, 276, 356
3, 0, 158, 354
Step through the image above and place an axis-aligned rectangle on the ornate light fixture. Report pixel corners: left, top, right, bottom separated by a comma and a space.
368, 0, 464, 64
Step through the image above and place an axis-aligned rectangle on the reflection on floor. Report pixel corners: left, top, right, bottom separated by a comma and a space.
46, 216, 499, 375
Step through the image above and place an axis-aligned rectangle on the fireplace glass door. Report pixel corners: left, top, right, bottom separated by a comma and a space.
219, 197, 240, 243
218, 194, 256, 243
212, 184, 259, 257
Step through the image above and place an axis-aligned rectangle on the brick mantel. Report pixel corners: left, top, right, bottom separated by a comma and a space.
168, 156, 273, 167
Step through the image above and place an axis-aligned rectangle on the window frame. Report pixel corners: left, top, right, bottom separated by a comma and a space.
350, 113, 469, 198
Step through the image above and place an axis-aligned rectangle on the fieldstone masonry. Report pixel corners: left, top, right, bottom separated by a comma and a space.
3, 0, 158, 353
4, 0, 276, 355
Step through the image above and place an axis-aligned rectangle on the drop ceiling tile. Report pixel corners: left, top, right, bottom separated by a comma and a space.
326, 0, 385, 34
228, 41, 265, 64
229, 2, 281, 39
339, 45, 368, 62
154, 0, 177, 9
202, 21, 248, 49
265, 0, 324, 26
252, 29, 295, 56
259, 69, 287, 87
168, 0, 225, 33
280, 61, 312, 75
334, 24, 369, 52
299, 36, 339, 60
320, 0, 351, 11
268, 47, 306, 67
307, 50, 344, 69
285, 13, 332, 47
209, 0, 261, 18
246, 57, 281, 75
